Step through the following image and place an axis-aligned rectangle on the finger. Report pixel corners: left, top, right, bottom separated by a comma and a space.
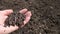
0, 25, 19, 34
0, 9, 13, 16
19, 8, 28, 14
21, 11, 32, 27
24, 11, 32, 24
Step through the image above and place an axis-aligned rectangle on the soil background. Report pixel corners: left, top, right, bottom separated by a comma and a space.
0, 0, 60, 34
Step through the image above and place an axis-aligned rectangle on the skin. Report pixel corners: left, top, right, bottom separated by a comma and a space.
0, 9, 32, 34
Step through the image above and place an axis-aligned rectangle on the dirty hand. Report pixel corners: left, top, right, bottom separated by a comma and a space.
0, 9, 32, 34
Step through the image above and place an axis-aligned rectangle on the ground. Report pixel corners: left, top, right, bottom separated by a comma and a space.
0, 0, 60, 34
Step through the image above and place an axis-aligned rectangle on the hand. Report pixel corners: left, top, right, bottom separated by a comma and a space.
0, 9, 32, 34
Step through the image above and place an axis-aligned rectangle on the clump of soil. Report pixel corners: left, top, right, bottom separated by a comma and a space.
5, 12, 25, 27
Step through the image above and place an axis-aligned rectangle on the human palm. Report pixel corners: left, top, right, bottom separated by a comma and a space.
0, 9, 32, 34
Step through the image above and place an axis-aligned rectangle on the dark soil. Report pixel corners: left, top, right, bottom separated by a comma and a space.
5, 12, 25, 27
0, 0, 60, 34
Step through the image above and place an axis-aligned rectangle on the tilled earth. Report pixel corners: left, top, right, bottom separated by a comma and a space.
0, 0, 60, 34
